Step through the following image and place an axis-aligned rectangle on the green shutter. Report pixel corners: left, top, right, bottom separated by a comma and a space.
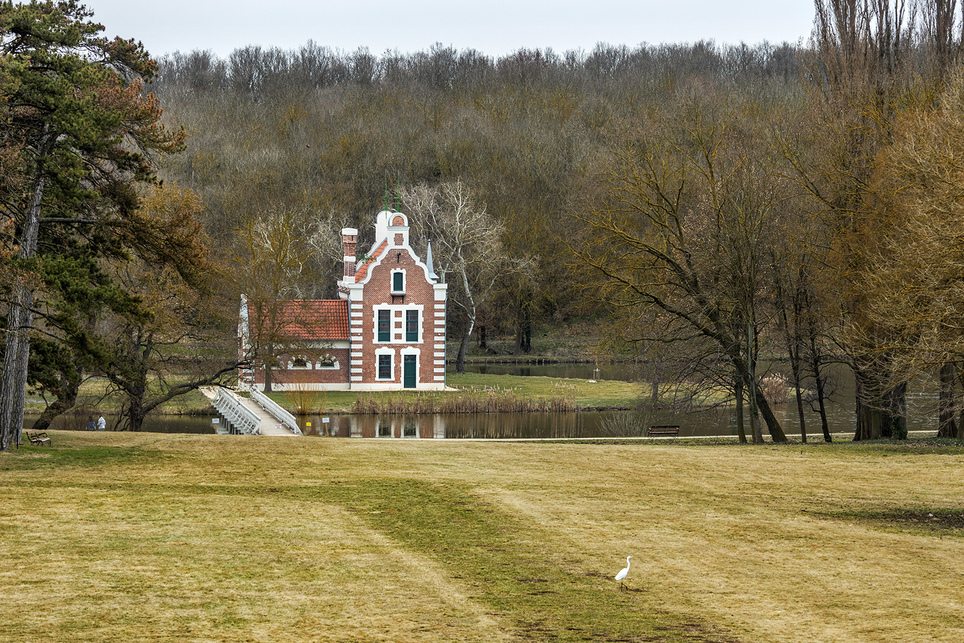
406, 310, 418, 342
378, 310, 390, 341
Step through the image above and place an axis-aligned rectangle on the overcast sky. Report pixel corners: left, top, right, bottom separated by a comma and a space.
84, 0, 816, 59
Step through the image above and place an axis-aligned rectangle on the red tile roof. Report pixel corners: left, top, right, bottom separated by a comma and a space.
271, 299, 350, 341
353, 239, 388, 282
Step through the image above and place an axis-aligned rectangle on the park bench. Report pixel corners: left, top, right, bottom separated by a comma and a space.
25, 430, 51, 446
647, 425, 680, 437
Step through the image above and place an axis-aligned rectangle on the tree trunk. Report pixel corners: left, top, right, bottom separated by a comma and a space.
0, 170, 46, 451
793, 375, 807, 444
939, 362, 958, 438
854, 368, 878, 440
0, 285, 35, 450
887, 381, 908, 440
456, 318, 473, 374
808, 333, 832, 442
521, 304, 532, 354
732, 350, 787, 442
787, 331, 807, 443
122, 395, 146, 432
853, 366, 906, 440
734, 376, 747, 444
31, 386, 78, 432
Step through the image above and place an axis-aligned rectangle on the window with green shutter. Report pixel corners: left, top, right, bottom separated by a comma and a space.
406, 310, 418, 342
377, 310, 390, 341
378, 354, 392, 379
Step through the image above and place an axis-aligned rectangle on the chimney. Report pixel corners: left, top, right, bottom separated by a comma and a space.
341, 227, 358, 281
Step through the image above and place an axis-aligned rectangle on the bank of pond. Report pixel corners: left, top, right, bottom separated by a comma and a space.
27, 361, 943, 440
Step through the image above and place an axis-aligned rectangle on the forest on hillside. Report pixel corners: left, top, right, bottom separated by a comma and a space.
6, 1, 964, 444
150, 40, 805, 365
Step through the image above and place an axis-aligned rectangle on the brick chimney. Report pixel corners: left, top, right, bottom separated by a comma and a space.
341, 227, 358, 281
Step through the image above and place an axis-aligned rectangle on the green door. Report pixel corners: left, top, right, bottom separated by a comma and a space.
403, 355, 417, 389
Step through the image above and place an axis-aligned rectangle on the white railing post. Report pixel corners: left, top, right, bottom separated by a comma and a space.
212, 388, 261, 435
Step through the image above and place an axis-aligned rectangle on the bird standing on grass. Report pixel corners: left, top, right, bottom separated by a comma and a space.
615, 555, 632, 590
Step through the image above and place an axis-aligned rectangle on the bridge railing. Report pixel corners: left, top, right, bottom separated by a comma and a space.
251, 388, 303, 435
211, 388, 261, 435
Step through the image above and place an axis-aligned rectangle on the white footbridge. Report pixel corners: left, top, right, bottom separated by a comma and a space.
200, 387, 302, 437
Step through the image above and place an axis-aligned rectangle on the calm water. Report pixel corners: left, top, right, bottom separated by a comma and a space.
29, 363, 940, 439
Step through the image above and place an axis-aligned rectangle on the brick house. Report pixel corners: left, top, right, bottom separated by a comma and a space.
239, 209, 447, 391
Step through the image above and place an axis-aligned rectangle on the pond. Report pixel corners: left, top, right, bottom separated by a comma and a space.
27, 362, 941, 439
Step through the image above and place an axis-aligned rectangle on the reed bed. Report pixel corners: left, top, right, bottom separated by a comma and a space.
351, 388, 576, 415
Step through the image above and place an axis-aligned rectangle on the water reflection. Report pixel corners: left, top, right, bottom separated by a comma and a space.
297, 407, 764, 439
27, 400, 938, 440
26, 362, 941, 439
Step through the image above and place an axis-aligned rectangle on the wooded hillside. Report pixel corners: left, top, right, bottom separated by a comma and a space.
7, 0, 964, 443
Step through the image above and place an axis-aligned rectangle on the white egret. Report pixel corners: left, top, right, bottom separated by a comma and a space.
615, 555, 632, 590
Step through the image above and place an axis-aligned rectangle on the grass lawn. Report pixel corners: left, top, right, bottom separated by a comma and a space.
3, 433, 963, 642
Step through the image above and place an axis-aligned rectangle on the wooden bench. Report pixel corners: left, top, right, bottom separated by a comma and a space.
647, 425, 680, 437
25, 431, 51, 446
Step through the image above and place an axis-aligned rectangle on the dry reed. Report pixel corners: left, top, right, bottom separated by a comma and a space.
351, 389, 576, 415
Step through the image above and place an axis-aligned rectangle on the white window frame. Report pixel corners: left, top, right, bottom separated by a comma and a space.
316, 355, 339, 370
391, 269, 405, 295
376, 308, 391, 342
376, 349, 394, 380
405, 309, 420, 343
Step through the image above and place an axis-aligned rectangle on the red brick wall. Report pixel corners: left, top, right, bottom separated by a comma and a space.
253, 346, 350, 387
356, 249, 438, 386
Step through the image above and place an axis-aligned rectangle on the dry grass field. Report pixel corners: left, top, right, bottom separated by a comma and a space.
2, 432, 963, 642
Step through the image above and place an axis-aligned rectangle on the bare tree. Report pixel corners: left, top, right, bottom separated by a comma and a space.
399, 181, 532, 373
233, 206, 319, 391
574, 100, 790, 442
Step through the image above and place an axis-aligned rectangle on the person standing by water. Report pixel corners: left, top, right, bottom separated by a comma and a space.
86, 416, 95, 431
96, 415, 106, 431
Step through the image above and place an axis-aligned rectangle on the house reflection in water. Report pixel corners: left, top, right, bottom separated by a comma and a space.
300, 414, 445, 439
296, 411, 628, 439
